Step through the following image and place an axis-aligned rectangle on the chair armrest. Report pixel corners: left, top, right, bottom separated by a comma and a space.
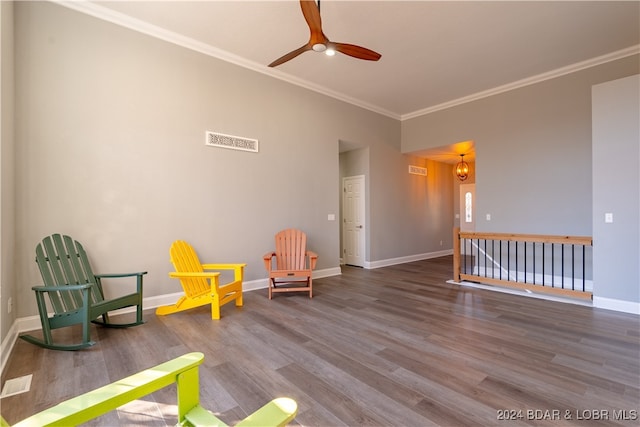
181, 397, 297, 427
307, 251, 318, 270
94, 272, 146, 295
236, 397, 298, 427
31, 284, 93, 292
169, 272, 220, 279
181, 405, 227, 426
263, 252, 275, 271
201, 263, 246, 270
94, 272, 148, 278
201, 264, 245, 283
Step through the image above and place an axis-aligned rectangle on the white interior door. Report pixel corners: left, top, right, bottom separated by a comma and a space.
343, 175, 365, 267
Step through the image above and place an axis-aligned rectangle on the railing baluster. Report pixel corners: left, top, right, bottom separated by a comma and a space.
507, 241, 511, 282
491, 240, 495, 278
477, 238, 480, 276
552, 244, 555, 288
571, 244, 575, 291
484, 238, 487, 278
542, 242, 547, 286
524, 241, 527, 284
499, 240, 503, 280
532, 241, 535, 285
582, 245, 586, 292
561, 244, 565, 290
515, 241, 519, 283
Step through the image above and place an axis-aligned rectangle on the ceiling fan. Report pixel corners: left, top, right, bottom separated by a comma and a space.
269, 0, 382, 67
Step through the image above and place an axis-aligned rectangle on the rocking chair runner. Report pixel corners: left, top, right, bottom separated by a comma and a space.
20, 234, 146, 351
263, 228, 318, 299
156, 240, 246, 319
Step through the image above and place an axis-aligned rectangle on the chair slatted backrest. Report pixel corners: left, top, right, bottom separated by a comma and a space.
169, 241, 210, 298
35, 234, 103, 314
274, 229, 307, 271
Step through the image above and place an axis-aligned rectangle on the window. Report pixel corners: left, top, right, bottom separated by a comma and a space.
465, 192, 473, 223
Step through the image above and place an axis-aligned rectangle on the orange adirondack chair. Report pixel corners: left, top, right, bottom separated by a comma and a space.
156, 240, 245, 319
263, 229, 318, 299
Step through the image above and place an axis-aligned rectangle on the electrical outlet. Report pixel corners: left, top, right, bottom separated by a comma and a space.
7, 297, 12, 314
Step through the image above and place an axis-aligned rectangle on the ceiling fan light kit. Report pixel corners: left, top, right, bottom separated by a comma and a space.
269, 0, 381, 67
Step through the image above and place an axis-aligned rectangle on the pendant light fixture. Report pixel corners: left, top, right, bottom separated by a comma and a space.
456, 154, 469, 181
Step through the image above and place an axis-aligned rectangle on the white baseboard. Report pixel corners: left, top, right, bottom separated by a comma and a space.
593, 296, 640, 315
365, 249, 453, 269
1, 321, 20, 377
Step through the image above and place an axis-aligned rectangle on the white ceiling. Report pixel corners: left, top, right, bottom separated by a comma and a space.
63, 1, 638, 159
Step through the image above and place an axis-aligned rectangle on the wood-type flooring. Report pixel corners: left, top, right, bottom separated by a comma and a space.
2, 256, 639, 426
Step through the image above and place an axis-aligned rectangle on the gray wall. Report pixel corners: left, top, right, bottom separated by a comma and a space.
369, 151, 454, 263
1, 1, 16, 342
403, 55, 639, 236
592, 75, 640, 304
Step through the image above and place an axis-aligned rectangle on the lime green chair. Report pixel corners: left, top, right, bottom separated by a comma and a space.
1, 352, 297, 427
20, 234, 146, 350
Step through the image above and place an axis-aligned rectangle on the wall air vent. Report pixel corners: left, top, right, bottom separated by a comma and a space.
408, 165, 427, 176
206, 131, 259, 153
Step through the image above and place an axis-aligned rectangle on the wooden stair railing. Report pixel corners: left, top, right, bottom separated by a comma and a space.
453, 227, 593, 300
1, 352, 297, 427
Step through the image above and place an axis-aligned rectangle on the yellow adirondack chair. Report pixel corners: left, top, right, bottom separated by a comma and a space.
156, 240, 245, 319
263, 228, 318, 299
1, 352, 297, 427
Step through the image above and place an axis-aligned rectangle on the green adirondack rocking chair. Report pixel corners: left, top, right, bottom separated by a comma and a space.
19, 234, 146, 350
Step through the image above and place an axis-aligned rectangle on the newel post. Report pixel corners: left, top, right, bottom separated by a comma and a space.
453, 227, 461, 282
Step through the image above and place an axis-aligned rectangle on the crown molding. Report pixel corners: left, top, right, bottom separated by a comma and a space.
53, 1, 637, 123
401, 45, 640, 121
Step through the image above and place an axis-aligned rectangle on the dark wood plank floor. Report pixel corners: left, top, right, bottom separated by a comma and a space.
2, 256, 639, 426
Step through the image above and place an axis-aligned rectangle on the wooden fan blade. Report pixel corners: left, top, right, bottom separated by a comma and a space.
268, 44, 312, 67
300, 0, 322, 35
333, 42, 382, 61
